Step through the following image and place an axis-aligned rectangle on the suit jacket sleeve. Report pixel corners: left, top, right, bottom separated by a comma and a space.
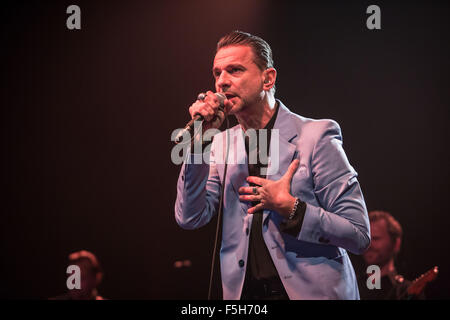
296, 120, 371, 255
174, 139, 221, 229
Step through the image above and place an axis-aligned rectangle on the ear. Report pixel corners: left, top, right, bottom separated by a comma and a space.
96, 272, 103, 285
263, 67, 277, 91
393, 237, 401, 255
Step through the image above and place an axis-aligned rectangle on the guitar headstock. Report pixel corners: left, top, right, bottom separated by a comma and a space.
407, 266, 439, 296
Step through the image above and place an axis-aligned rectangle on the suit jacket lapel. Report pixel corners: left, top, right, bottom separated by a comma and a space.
226, 126, 251, 216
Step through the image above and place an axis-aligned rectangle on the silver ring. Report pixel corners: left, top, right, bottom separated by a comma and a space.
252, 187, 259, 195
197, 93, 206, 101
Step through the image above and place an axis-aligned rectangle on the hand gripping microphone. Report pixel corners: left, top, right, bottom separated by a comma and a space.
174, 92, 226, 144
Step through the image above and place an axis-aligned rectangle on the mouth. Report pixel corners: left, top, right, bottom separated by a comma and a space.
224, 93, 238, 100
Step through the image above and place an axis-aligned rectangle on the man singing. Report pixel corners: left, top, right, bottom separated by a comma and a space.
175, 31, 370, 300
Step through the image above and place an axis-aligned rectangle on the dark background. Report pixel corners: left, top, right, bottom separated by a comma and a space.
1, 0, 449, 299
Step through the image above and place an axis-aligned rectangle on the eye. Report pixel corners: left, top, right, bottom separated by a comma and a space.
212, 69, 221, 78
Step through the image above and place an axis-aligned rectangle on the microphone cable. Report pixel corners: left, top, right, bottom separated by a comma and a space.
207, 116, 230, 300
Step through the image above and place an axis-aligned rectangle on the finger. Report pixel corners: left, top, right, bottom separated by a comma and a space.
189, 100, 206, 118
194, 106, 214, 122
247, 176, 268, 186
197, 92, 207, 101
189, 102, 201, 119
238, 186, 259, 195
205, 91, 219, 109
223, 99, 233, 113
283, 159, 300, 183
248, 202, 265, 214
202, 104, 216, 121
205, 91, 218, 101
191, 101, 215, 121
239, 194, 261, 202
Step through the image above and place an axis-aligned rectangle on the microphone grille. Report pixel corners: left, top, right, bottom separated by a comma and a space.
215, 93, 226, 107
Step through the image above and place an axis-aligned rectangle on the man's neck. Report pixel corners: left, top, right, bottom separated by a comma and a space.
380, 259, 396, 277
235, 94, 277, 131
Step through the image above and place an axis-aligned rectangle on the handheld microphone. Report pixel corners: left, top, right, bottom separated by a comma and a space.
174, 93, 226, 144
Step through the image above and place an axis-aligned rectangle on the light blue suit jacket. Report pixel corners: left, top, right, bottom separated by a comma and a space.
175, 101, 370, 300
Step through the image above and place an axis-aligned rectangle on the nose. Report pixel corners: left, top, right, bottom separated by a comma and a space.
216, 71, 231, 91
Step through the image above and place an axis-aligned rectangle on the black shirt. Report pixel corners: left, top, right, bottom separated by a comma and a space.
243, 102, 306, 288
